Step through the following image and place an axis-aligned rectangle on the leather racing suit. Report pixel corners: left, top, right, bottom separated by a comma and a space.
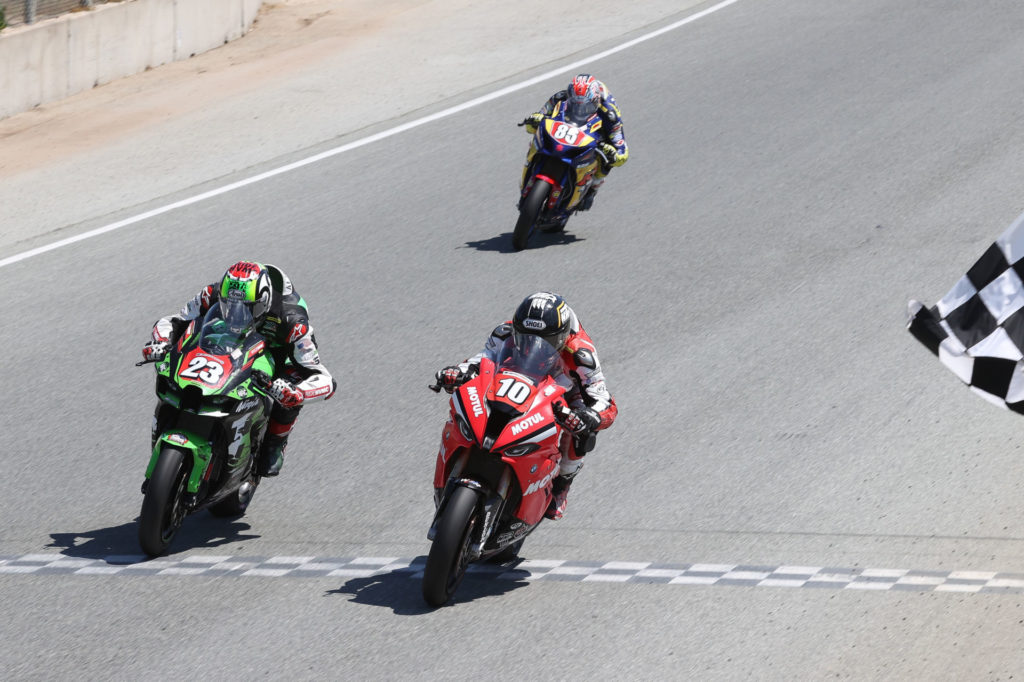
149, 264, 334, 474
454, 305, 617, 482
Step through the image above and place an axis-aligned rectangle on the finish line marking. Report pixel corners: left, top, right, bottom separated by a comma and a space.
0, 0, 743, 269
2, 554, 1023, 593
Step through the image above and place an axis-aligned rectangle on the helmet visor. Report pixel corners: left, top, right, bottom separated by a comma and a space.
217, 297, 255, 335
566, 95, 598, 124
507, 332, 564, 379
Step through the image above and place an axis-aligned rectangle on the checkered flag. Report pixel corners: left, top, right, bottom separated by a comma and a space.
908, 210, 1024, 412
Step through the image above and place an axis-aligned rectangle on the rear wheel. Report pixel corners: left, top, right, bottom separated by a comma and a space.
512, 181, 551, 251
138, 447, 189, 557
422, 485, 479, 607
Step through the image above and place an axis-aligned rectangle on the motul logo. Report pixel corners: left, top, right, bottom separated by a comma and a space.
524, 470, 554, 496
466, 386, 484, 417
511, 413, 543, 435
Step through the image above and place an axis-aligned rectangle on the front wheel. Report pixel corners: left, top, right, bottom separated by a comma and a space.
422, 485, 480, 607
512, 181, 551, 251
138, 447, 189, 557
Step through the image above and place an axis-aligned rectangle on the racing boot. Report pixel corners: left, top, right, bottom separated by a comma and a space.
258, 433, 288, 477
545, 475, 574, 520
578, 177, 604, 212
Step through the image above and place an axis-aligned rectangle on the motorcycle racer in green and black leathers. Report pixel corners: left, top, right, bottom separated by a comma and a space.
142, 261, 335, 477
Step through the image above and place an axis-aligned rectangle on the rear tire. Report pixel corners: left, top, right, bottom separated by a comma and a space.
422, 485, 479, 607
513, 181, 551, 251
138, 447, 189, 557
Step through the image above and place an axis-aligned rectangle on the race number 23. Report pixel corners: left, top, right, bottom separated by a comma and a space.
180, 356, 224, 385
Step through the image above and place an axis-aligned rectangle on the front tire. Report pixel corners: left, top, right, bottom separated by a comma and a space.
138, 447, 189, 557
513, 181, 551, 251
422, 485, 479, 607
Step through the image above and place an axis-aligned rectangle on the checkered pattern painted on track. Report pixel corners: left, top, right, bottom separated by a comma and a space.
3, 554, 1024, 593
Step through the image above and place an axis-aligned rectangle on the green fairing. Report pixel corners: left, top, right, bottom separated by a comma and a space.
251, 355, 274, 376
147, 350, 273, 494
147, 433, 212, 494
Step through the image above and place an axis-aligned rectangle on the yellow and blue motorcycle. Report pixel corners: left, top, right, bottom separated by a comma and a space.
513, 108, 609, 251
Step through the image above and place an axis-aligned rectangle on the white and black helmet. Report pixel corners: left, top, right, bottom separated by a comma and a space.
512, 292, 572, 351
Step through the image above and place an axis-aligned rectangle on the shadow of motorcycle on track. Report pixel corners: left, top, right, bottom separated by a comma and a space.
326, 556, 531, 614
463, 230, 584, 253
48, 518, 260, 560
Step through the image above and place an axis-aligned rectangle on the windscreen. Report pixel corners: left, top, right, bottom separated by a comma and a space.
199, 303, 254, 355
496, 334, 567, 382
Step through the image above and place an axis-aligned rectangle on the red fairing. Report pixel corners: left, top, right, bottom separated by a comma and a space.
432, 356, 568, 526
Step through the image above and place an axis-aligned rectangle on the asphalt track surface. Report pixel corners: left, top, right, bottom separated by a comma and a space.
5, 0, 1024, 678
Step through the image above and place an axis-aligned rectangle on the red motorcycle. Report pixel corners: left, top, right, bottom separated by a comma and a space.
423, 335, 575, 606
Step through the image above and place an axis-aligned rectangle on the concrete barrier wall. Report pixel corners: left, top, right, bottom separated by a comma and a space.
0, 0, 263, 120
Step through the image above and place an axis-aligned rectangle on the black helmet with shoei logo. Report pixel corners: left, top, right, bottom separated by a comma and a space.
512, 292, 571, 352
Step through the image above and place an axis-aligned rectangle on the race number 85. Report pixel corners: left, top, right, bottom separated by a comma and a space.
551, 123, 582, 144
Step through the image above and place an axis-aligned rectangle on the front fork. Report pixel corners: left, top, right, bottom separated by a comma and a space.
144, 432, 213, 508
429, 459, 513, 561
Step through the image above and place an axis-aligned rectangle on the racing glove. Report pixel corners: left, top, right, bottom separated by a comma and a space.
561, 405, 601, 437
436, 366, 471, 393
141, 341, 169, 363
267, 378, 305, 408
525, 112, 545, 133
599, 142, 627, 167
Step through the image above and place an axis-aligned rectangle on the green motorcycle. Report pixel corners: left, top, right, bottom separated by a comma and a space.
137, 302, 274, 557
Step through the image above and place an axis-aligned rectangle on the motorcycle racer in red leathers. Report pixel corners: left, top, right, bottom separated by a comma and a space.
523, 74, 629, 212
435, 292, 617, 520
141, 261, 335, 477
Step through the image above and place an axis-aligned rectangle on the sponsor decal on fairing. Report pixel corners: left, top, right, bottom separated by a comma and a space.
510, 412, 544, 436
466, 385, 484, 418
235, 398, 261, 412
508, 424, 557, 447
523, 469, 555, 496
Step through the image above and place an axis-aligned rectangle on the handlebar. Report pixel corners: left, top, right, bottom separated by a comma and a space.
252, 370, 273, 390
